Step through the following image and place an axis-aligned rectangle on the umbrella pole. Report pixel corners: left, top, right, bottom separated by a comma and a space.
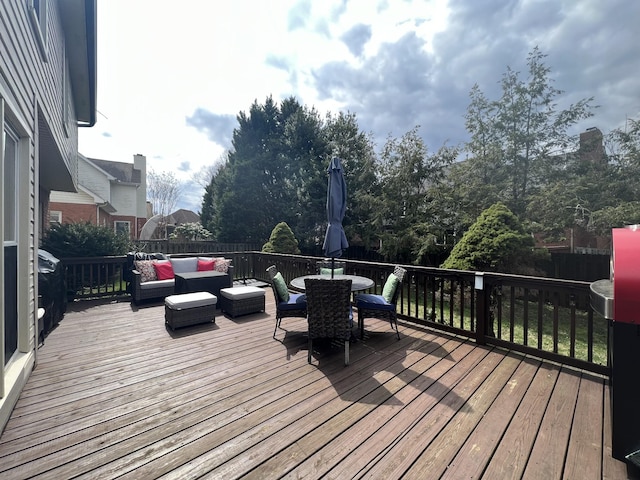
331, 257, 335, 278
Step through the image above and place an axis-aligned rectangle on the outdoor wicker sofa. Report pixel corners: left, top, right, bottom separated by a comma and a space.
129, 254, 234, 304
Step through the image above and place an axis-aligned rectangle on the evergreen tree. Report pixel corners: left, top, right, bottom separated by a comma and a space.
262, 222, 301, 254
202, 96, 375, 252
441, 202, 545, 274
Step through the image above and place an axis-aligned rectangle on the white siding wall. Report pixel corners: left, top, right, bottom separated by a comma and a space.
78, 158, 110, 202
0, 0, 84, 431
111, 184, 138, 216
50, 189, 95, 205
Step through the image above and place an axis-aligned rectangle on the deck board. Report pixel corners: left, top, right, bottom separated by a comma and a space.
0, 292, 636, 479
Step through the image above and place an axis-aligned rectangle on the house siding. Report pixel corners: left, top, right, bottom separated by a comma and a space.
111, 183, 138, 216
0, 0, 95, 433
79, 159, 111, 202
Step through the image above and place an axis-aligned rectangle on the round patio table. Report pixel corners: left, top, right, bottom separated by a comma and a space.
290, 274, 374, 292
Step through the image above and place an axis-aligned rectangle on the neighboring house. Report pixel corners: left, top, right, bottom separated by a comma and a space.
49, 154, 148, 239
0, 1, 97, 432
168, 209, 200, 227
534, 127, 610, 254
166, 209, 200, 238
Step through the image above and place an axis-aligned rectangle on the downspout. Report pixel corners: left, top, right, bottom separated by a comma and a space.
96, 202, 109, 226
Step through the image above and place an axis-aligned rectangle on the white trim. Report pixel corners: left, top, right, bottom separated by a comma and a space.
62, 53, 70, 137
3, 126, 19, 243
0, 99, 4, 395
27, 0, 48, 61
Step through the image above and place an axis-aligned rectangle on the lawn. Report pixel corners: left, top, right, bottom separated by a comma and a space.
401, 283, 608, 366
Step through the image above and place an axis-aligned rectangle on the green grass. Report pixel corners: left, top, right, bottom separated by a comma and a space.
76, 279, 129, 297
401, 286, 607, 366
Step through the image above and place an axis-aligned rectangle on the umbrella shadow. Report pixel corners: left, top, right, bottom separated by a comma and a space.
315, 327, 468, 412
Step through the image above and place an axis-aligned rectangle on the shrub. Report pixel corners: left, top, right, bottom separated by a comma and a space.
441, 202, 546, 274
262, 222, 301, 254
41, 222, 132, 258
169, 222, 212, 241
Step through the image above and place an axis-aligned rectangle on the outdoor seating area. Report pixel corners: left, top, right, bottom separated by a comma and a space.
129, 254, 234, 304
0, 290, 632, 479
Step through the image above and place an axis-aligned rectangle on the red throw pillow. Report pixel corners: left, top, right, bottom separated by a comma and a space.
197, 258, 215, 271
153, 260, 174, 280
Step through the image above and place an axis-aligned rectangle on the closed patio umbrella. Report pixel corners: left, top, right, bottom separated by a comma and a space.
322, 157, 349, 277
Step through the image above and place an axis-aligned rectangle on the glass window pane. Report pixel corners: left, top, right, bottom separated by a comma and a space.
3, 127, 17, 242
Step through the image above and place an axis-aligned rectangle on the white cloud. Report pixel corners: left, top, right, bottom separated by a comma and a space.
79, 0, 640, 213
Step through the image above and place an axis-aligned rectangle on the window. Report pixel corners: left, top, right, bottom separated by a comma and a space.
28, 0, 48, 60
115, 221, 130, 237
49, 210, 61, 225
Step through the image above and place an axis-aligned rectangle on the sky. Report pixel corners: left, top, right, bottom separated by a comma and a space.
78, 0, 640, 214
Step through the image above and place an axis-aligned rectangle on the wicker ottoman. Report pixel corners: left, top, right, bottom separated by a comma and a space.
219, 286, 265, 318
164, 291, 217, 329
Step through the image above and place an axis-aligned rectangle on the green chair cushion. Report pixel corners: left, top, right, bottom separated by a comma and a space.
382, 273, 399, 303
272, 272, 290, 302
320, 268, 344, 275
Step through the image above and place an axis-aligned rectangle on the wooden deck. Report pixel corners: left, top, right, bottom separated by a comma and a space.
0, 289, 636, 479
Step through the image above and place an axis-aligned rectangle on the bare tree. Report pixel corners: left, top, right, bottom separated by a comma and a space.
147, 169, 183, 238
191, 152, 228, 188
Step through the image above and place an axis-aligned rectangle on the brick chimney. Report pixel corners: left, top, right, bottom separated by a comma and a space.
579, 127, 605, 164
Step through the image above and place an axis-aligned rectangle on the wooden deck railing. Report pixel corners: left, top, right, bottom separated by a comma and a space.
59, 251, 609, 376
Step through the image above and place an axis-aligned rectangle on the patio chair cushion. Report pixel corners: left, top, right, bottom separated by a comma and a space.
272, 272, 290, 302
153, 260, 175, 280
278, 292, 306, 310
382, 273, 400, 302
356, 293, 395, 311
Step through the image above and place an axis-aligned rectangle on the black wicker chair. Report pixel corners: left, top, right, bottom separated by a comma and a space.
304, 278, 353, 366
355, 265, 406, 340
267, 265, 307, 338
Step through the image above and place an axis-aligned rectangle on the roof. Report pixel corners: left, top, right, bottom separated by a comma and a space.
168, 209, 200, 225
88, 158, 141, 184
